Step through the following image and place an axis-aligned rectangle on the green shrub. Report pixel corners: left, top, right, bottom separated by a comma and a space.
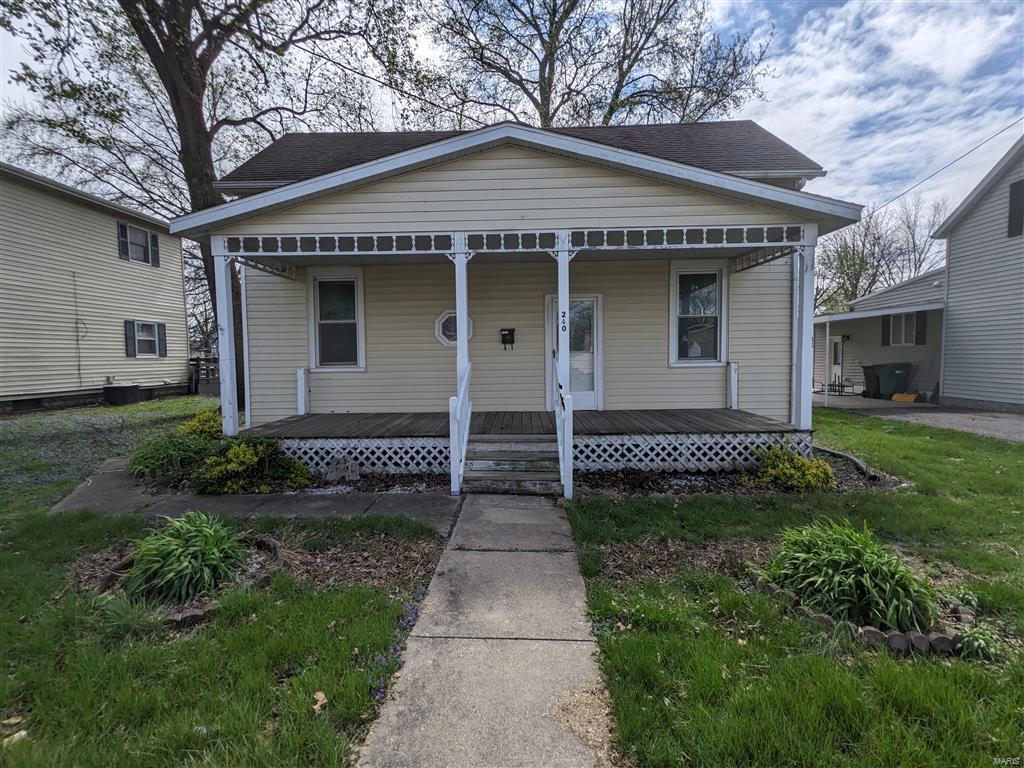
946, 585, 980, 610
956, 623, 1005, 661
128, 432, 220, 487
178, 409, 223, 439
191, 437, 312, 494
748, 446, 837, 492
763, 518, 937, 631
124, 511, 246, 603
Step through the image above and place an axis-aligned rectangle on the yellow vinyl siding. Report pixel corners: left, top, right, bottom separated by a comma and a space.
0, 175, 188, 399
244, 257, 793, 425
226, 145, 803, 235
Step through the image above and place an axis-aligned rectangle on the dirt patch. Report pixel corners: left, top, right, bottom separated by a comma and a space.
555, 682, 632, 768
599, 536, 771, 582
577, 449, 902, 497
279, 533, 442, 592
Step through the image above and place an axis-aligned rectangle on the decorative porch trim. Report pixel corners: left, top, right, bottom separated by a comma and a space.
281, 437, 450, 475
574, 431, 812, 473
277, 431, 811, 477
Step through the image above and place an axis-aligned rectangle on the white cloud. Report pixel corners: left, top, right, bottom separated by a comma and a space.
735, 0, 1024, 208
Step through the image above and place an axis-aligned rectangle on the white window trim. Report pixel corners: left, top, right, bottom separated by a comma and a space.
434, 310, 473, 347
133, 320, 159, 358
306, 267, 366, 372
890, 312, 916, 347
126, 224, 152, 264
669, 261, 729, 367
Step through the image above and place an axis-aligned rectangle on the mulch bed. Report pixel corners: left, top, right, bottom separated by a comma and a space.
305, 472, 449, 494
64, 532, 443, 610
577, 449, 902, 497
599, 536, 771, 582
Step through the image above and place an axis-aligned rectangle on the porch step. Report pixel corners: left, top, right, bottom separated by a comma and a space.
462, 436, 562, 495
462, 470, 563, 496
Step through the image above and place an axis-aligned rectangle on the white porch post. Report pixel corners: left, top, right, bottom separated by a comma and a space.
823, 320, 831, 408
214, 241, 239, 436
796, 223, 818, 429
556, 233, 571, 392
453, 236, 470, 384
448, 233, 473, 495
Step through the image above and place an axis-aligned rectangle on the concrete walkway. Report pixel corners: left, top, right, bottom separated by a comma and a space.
358, 494, 609, 768
51, 458, 458, 534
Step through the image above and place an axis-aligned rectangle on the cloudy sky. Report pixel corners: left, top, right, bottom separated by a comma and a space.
717, 0, 1023, 207
1, 0, 1022, 211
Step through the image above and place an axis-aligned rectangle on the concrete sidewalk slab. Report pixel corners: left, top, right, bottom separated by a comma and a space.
51, 464, 160, 515
366, 494, 460, 535
357, 636, 602, 768
416, 549, 592, 640
450, 494, 573, 551
237, 492, 378, 518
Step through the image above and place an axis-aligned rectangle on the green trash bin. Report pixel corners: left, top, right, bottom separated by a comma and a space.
876, 363, 913, 397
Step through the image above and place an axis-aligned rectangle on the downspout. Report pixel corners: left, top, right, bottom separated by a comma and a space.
790, 249, 800, 425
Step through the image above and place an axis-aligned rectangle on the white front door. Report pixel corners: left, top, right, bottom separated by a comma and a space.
830, 339, 843, 387
547, 295, 601, 411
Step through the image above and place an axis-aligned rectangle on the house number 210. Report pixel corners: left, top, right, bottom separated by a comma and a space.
560, 310, 568, 332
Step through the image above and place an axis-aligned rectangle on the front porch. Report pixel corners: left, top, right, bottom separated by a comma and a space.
247, 408, 810, 478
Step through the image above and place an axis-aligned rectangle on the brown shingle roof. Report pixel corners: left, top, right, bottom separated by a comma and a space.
217, 120, 824, 187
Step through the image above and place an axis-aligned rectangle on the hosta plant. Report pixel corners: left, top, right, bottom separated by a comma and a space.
763, 518, 937, 631
957, 624, 1005, 662
124, 511, 245, 603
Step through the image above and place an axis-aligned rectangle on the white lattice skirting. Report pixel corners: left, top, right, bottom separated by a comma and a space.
282, 438, 450, 475
574, 431, 812, 473
281, 432, 811, 475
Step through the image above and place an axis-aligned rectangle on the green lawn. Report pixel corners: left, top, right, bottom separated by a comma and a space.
0, 398, 438, 766
570, 409, 1024, 767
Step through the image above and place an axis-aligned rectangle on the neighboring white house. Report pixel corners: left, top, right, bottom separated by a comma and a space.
814, 135, 1024, 412
171, 121, 862, 496
0, 163, 190, 412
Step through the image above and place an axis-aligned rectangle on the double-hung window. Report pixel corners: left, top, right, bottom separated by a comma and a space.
117, 222, 160, 266
889, 312, 916, 346
124, 319, 166, 357
673, 270, 723, 363
312, 275, 363, 368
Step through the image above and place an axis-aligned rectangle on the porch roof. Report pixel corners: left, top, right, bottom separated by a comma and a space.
171, 123, 862, 240
814, 301, 944, 325
246, 408, 800, 440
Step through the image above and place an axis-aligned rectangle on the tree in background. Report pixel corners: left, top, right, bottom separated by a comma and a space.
399, 0, 772, 128
1, 0, 409, 387
815, 193, 948, 313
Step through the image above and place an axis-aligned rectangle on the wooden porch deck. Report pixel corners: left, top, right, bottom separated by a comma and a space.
247, 408, 798, 439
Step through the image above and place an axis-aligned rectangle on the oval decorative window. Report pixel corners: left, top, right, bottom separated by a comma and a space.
435, 310, 472, 347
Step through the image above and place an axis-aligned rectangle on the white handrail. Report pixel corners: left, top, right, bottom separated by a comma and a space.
554, 377, 573, 499
448, 362, 473, 495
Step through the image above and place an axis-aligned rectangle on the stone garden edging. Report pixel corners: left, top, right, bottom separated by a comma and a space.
753, 575, 975, 656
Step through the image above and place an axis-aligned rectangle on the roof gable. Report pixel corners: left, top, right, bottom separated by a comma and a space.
217, 120, 825, 191
172, 123, 861, 239
932, 135, 1024, 238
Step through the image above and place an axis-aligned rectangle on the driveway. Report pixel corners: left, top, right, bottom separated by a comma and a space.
813, 394, 1024, 442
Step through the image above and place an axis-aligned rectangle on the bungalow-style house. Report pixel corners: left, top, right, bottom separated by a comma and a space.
814, 135, 1024, 412
0, 163, 189, 412
170, 121, 863, 496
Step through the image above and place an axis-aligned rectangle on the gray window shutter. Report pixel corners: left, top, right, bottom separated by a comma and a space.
1009, 180, 1023, 238
915, 311, 927, 345
124, 320, 137, 357
881, 315, 891, 346
150, 232, 160, 267
117, 223, 129, 260
157, 323, 167, 357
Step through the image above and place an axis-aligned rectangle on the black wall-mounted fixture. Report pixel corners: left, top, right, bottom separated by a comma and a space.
500, 328, 516, 350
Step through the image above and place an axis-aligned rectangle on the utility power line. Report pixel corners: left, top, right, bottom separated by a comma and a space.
877, 115, 1024, 210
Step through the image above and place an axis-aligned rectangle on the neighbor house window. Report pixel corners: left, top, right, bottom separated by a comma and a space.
117, 222, 161, 266
673, 270, 722, 363
124, 319, 166, 357
313, 277, 362, 367
1009, 179, 1023, 238
889, 312, 916, 346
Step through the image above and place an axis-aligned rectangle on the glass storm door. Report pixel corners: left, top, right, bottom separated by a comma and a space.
550, 297, 599, 410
